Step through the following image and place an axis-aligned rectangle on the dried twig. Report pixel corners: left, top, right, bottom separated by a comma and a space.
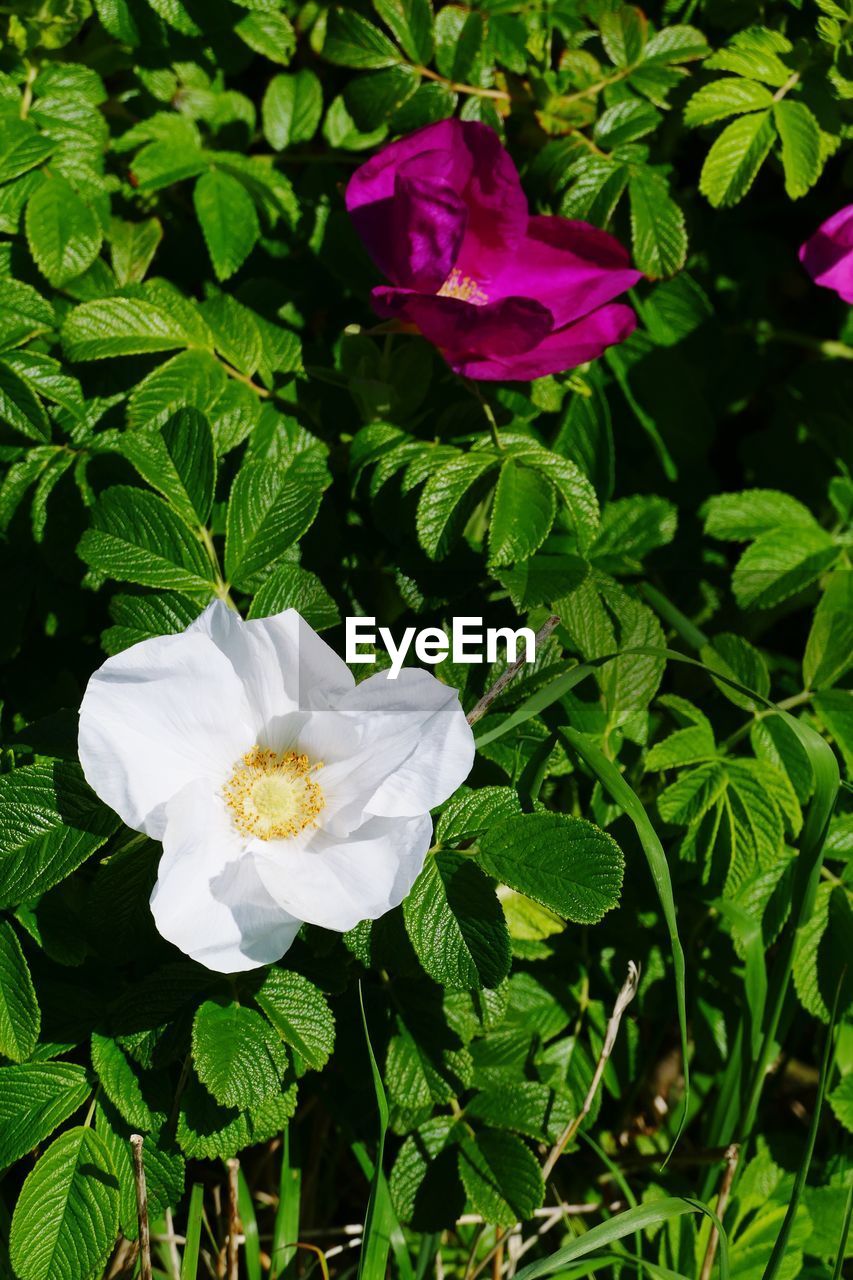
466, 615, 561, 727
698, 1144, 739, 1280
226, 1158, 241, 1280
542, 962, 640, 1182
130, 1135, 152, 1280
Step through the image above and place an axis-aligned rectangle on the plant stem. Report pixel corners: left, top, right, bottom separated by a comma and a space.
698, 1144, 738, 1280
413, 64, 510, 101
466, 615, 561, 725
226, 1159, 241, 1280
131, 1135, 153, 1280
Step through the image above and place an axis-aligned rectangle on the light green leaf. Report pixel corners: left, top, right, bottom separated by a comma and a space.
194, 169, 259, 282
478, 813, 624, 924
224, 458, 323, 589
732, 526, 838, 609
458, 1129, 544, 1227
685, 78, 774, 127
416, 454, 498, 560
9, 1127, 120, 1280
828, 1073, 853, 1134
62, 296, 203, 361
373, 0, 433, 63
0, 359, 51, 442
120, 408, 215, 526
702, 633, 770, 711
235, 10, 297, 63
773, 99, 822, 198
403, 852, 511, 991
599, 5, 647, 66
0, 1063, 91, 1171
192, 1001, 288, 1109
699, 110, 776, 208
324, 7, 402, 68
489, 460, 556, 566
91, 1034, 153, 1131
263, 71, 323, 149
435, 787, 523, 847
0, 118, 55, 184
25, 175, 102, 288
0, 922, 40, 1063
0, 763, 119, 908
109, 217, 162, 286
803, 571, 853, 689
704, 488, 817, 540
628, 167, 687, 279
254, 969, 335, 1072
248, 563, 340, 631
78, 485, 217, 593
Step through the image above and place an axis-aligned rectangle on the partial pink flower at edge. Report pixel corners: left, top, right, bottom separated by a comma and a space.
799, 204, 853, 305
345, 119, 642, 382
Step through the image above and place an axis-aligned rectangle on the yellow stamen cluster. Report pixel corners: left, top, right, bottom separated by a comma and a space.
223, 747, 325, 841
438, 268, 489, 306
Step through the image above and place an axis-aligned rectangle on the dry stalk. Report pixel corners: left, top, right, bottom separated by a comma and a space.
466, 615, 561, 726
698, 1144, 739, 1280
130, 1135, 152, 1280
226, 1158, 241, 1280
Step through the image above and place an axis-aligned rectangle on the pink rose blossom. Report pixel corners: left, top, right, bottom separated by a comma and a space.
345, 119, 642, 381
799, 205, 853, 304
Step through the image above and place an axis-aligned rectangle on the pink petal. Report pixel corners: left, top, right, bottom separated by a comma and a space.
799, 204, 853, 304
446, 302, 637, 380
372, 285, 553, 358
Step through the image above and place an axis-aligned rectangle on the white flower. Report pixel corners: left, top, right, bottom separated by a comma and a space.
78, 602, 475, 973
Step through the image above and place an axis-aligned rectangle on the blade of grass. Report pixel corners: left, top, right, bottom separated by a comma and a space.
237, 1167, 262, 1280
712, 900, 767, 1060
357, 981, 392, 1280
760, 976, 842, 1280
271, 1126, 301, 1280
832, 1182, 852, 1280
180, 1184, 204, 1280
512, 1199, 729, 1280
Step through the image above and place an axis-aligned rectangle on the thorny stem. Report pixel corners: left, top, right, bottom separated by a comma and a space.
130, 1135, 153, 1280
466, 615, 561, 726
541, 962, 640, 1182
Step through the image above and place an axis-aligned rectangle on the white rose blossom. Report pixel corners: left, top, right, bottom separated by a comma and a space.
78, 602, 475, 973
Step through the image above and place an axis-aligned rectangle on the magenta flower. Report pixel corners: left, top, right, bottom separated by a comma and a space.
345, 120, 642, 381
799, 205, 853, 304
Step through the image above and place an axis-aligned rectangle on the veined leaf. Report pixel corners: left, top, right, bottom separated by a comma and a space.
699, 110, 776, 208
0, 1063, 91, 1171
0, 922, 40, 1063
192, 1001, 289, 1109
489, 460, 556, 566
194, 169, 259, 282
224, 458, 323, 589
78, 485, 217, 593
254, 969, 335, 1072
773, 99, 822, 199
403, 852, 511, 991
25, 175, 102, 288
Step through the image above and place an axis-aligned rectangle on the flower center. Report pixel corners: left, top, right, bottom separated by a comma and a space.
438, 267, 489, 306
223, 747, 325, 841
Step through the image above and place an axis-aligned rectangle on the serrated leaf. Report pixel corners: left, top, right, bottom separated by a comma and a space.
78, 485, 217, 593
642, 24, 708, 64
0, 922, 40, 1063
253, 969, 335, 1071
773, 99, 822, 198
685, 77, 775, 127
435, 6, 484, 83
732, 526, 839, 609
0, 359, 51, 442
0, 1063, 91, 1171
704, 488, 817, 540
192, 1000, 288, 1109
91, 1034, 153, 1131
102, 592, 201, 656
478, 813, 624, 924
645, 724, 717, 771
489, 460, 556, 566
628, 167, 687, 279
373, 0, 433, 63
0, 118, 55, 184
235, 10, 297, 63
224, 459, 323, 589
702, 633, 770, 711
25, 175, 102, 288
599, 5, 647, 66
120, 408, 215, 526
828, 1073, 853, 1134
248, 563, 340, 631
0, 763, 119, 908
699, 110, 776, 208
9, 1127, 120, 1280
435, 787, 523, 847
194, 169, 259, 282
263, 71, 323, 149
466, 1082, 573, 1143
62, 297, 203, 361
176, 1072, 297, 1160
458, 1129, 544, 1226
109, 217, 162, 286
324, 7, 401, 68
416, 454, 497, 559
404, 852, 511, 991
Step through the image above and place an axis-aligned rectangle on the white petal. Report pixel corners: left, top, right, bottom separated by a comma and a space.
79, 628, 255, 838
253, 813, 433, 931
336, 669, 475, 817
151, 780, 302, 972
191, 602, 354, 726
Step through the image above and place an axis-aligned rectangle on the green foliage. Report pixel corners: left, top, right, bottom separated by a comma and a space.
0, 1, 850, 1277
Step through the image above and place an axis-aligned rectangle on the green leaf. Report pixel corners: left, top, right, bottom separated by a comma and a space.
91, 1034, 153, 1131
263, 71, 323, 149
176, 1074, 297, 1160
599, 5, 647, 66
253, 969, 335, 1072
25, 175, 102, 288
0, 359, 51, 442
828, 1073, 853, 1134
224, 459, 323, 589
416, 454, 498, 559
478, 813, 624, 924
345, 66, 420, 131
235, 10, 297, 63
645, 723, 717, 771
628, 167, 687, 279
803, 571, 853, 689
403, 852, 511, 991
594, 100, 661, 147
9, 1127, 120, 1280
194, 169, 259, 282
814, 690, 853, 775
78, 485, 217, 593
373, 0, 433, 63
466, 1082, 573, 1143
0, 1063, 91, 1171
192, 1001, 289, 1109
0, 763, 119, 908
248, 563, 340, 631
120, 408, 215, 526
62, 296, 203, 361
732, 526, 839, 609
699, 110, 776, 208
704, 488, 816, 540
701, 633, 770, 711
685, 77, 775, 127
458, 1129, 544, 1227
109, 217, 162, 286
642, 24, 708, 63
0, 118, 55, 184
0, 922, 40, 1063
705, 26, 792, 87
324, 8, 401, 68
773, 99, 822, 198
146, 0, 200, 35
434, 6, 484, 82
435, 787, 523, 847
497, 554, 588, 611
102, 592, 201, 655
489, 460, 556, 566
